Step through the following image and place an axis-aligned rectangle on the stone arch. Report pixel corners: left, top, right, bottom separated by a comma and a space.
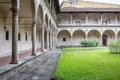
37, 5, 44, 27
102, 30, 115, 46
72, 30, 86, 45
57, 30, 71, 46
88, 30, 101, 41
36, 4, 44, 49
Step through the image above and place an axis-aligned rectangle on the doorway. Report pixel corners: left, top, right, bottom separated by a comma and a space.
102, 34, 107, 46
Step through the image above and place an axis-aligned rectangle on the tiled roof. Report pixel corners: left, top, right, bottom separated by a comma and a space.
60, 7, 120, 12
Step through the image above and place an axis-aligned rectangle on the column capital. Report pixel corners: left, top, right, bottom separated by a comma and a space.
11, 0, 20, 11
32, 21, 37, 24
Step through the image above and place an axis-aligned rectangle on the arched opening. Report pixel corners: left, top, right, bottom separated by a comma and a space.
36, 5, 44, 52
57, 30, 71, 46
102, 34, 108, 46
102, 30, 115, 46
88, 30, 101, 44
72, 30, 86, 46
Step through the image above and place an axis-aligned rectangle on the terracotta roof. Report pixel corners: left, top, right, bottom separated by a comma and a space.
61, 1, 120, 8
60, 7, 120, 12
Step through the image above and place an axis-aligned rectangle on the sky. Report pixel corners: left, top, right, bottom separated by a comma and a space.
59, 0, 120, 5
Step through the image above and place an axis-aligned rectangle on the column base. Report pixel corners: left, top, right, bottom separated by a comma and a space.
10, 60, 19, 64
31, 53, 36, 56
41, 49, 45, 52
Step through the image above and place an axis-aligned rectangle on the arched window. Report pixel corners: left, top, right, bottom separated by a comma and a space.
107, 19, 110, 23
81, 19, 85, 24
76, 21, 80, 25
18, 33, 21, 41
6, 30, 9, 40
94, 19, 98, 24
25, 32, 27, 41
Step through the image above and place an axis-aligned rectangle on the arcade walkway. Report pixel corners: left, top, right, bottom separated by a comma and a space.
0, 49, 61, 80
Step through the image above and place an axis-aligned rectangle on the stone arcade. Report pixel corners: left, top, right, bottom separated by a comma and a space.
0, 0, 120, 79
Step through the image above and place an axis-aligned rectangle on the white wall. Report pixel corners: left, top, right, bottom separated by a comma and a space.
57, 13, 120, 25
57, 31, 71, 46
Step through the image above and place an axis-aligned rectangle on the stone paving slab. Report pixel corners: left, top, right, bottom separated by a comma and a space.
0, 49, 61, 80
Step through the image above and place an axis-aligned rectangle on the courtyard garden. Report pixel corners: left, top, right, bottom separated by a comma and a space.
53, 47, 120, 80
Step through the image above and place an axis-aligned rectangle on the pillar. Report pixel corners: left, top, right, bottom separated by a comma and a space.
52, 34, 54, 48
50, 33, 52, 49
115, 33, 117, 42
11, 0, 20, 64
86, 13, 88, 25
41, 28, 45, 52
115, 13, 118, 24
47, 29, 49, 50
71, 36, 73, 46
32, 21, 37, 55
86, 33, 88, 40
101, 13, 103, 24
70, 13, 73, 24
100, 34, 103, 46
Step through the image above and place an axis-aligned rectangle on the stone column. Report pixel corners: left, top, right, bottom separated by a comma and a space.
52, 34, 54, 48
86, 33, 88, 40
70, 13, 73, 24
86, 13, 88, 25
50, 33, 52, 49
115, 33, 117, 42
41, 28, 45, 52
50, 0, 52, 8
32, 21, 37, 55
101, 34, 103, 46
71, 36, 73, 46
47, 29, 49, 50
115, 13, 118, 24
101, 13, 103, 24
11, 0, 20, 64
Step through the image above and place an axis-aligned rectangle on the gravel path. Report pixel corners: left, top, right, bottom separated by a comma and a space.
0, 49, 61, 80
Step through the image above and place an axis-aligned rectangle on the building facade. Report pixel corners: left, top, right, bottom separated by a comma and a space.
57, 0, 120, 47
0, 0, 120, 67
0, 0, 58, 66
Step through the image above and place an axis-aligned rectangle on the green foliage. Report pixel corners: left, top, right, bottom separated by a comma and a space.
53, 47, 120, 80
81, 40, 99, 47
108, 39, 120, 54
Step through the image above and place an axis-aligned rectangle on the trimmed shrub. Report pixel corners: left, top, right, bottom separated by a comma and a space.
108, 40, 120, 54
80, 40, 99, 47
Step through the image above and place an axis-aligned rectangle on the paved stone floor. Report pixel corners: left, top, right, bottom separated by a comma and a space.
0, 48, 61, 80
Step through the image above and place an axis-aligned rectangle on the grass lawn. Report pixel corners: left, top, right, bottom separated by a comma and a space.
53, 47, 120, 80
62, 46, 107, 51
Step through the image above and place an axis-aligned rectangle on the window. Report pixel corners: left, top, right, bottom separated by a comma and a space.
69, 19, 71, 24
76, 21, 80, 25
18, 33, 21, 41
63, 38, 66, 41
94, 19, 98, 24
102, 21, 107, 25
6, 31, 9, 40
81, 19, 85, 23
107, 19, 110, 23
25, 32, 27, 41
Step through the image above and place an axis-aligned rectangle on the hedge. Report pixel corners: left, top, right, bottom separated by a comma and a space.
80, 40, 99, 47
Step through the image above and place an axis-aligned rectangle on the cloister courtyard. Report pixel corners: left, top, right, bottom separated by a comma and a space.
0, 0, 120, 80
